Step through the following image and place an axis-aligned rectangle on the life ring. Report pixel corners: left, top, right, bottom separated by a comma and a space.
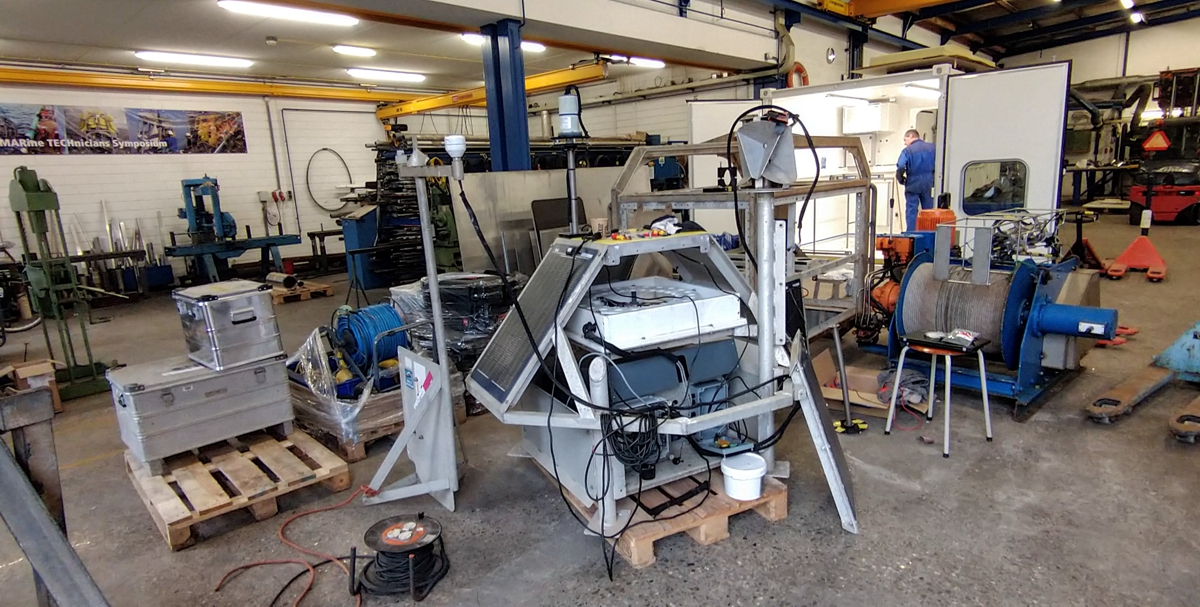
786, 62, 809, 88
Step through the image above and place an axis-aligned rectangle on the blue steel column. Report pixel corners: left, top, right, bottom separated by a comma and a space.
480, 19, 531, 171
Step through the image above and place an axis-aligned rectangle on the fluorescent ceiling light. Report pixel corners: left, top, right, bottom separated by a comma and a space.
1142, 108, 1181, 119
333, 44, 375, 57
901, 85, 941, 99
1130, 10, 1144, 22
609, 55, 666, 68
134, 50, 253, 67
460, 33, 545, 52
346, 68, 425, 82
629, 57, 666, 68
1120, 0, 1135, 8
217, 1, 357, 26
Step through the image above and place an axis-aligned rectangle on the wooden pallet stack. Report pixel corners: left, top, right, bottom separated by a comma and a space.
125, 430, 350, 550
272, 280, 335, 304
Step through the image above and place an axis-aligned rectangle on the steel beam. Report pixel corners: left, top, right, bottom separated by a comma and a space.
0, 389, 109, 607
953, 0, 1108, 37
1000, 6, 1200, 57
751, 0, 926, 50
375, 64, 607, 119
915, 0, 998, 20
480, 19, 532, 171
988, 0, 1200, 50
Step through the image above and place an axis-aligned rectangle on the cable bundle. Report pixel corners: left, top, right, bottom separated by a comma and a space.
336, 304, 408, 369
356, 515, 450, 602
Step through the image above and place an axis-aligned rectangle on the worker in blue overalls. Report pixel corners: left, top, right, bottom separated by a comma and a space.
896, 129, 936, 231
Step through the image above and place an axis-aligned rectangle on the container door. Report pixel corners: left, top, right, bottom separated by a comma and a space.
940, 62, 1070, 217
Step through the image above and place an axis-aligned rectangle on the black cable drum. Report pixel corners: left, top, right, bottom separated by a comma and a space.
359, 515, 449, 600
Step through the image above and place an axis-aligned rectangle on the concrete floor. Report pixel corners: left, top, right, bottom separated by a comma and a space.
2, 214, 1199, 606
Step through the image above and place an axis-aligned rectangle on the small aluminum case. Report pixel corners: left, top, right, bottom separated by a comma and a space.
107, 355, 293, 465
173, 279, 283, 370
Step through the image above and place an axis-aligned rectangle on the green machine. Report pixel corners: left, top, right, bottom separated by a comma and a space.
9, 166, 109, 400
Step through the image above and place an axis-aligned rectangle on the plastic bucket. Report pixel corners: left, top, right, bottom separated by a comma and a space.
721, 452, 767, 501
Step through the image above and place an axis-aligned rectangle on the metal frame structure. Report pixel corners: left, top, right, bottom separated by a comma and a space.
611, 134, 875, 339
467, 230, 858, 536
362, 146, 464, 510
0, 388, 110, 607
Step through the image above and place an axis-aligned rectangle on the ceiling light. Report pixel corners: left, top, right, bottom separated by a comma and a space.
460, 33, 545, 52
134, 51, 253, 67
1121, 0, 1135, 8
1130, 10, 1145, 22
333, 44, 375, 57
217, 1, 357, 26
630, 57, 666, 68
901, 85, 941, 99
346, 68, 425, 82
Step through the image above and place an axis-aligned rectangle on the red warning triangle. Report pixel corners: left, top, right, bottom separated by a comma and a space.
1143, 130, 1171, 152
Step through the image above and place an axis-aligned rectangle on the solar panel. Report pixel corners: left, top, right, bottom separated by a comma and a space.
469, 241, 602, 414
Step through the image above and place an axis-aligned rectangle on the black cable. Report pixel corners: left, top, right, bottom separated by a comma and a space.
270, 556, 352, 607
357, 539, 449, 600
724, 105, 821, 271
306, 147, 352, 212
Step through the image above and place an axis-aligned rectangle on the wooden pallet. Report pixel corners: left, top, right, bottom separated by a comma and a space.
559, 472, 788, 569
306, 420, 405, 463
272, 280, 334, 304
306, 401, 469, 463
125, 430, 351, 550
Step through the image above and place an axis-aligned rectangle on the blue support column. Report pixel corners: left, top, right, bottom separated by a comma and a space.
480, 19, 531, 171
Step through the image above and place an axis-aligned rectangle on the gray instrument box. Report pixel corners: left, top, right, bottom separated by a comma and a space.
173, 279, 283, 370
107, 355, 293, 465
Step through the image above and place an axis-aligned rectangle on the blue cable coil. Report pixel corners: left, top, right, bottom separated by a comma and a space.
336, 304, 408, 370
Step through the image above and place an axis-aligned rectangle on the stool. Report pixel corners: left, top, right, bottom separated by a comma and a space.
884, 334, 993, 457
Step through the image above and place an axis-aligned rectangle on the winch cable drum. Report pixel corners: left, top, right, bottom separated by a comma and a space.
335, 304, 408, 370
896, 256, 1120, 370
898, 263, 1013, 360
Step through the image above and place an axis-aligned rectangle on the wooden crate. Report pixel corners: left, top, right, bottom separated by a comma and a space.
559, 472, 788, 569
125, 430, 350, 550
272, 280, 334, 304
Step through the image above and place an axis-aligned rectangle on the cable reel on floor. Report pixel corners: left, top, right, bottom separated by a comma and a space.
352, 514, 450, 601
332, 304, 408, 386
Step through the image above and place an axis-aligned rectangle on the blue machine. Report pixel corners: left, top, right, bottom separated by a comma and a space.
340, 205, 386, 290
165, 176, 300, 283
866, 223, 1119, 412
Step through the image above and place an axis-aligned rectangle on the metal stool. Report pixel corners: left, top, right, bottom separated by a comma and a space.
885, 334, 993, 457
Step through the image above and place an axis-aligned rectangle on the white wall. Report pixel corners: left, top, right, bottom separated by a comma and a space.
0, 85, 384, 266
1003, 20, 1200, 83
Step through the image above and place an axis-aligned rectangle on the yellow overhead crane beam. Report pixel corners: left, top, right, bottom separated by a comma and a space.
0, 67, 424, 103
376, 63, 608, 120
826, 0, 970, 19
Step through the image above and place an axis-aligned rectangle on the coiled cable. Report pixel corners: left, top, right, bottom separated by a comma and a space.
357, 539, 449, 600
335, 304, 407, 369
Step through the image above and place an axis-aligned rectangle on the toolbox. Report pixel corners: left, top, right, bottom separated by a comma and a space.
173, 279, 283, 370
107, 355, 293, 465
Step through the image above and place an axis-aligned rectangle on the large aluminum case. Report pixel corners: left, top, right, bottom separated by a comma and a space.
107, 355, 293, 464
173, 279, 283, 370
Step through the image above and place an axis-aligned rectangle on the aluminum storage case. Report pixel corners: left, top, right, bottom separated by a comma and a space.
174, 279, 283, 370
107, 355, 293, 465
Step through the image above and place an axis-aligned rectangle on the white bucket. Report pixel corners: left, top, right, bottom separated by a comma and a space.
721, 452, 767, 501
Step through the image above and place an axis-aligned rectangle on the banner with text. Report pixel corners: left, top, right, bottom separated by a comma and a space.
0, 104, 247, 155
